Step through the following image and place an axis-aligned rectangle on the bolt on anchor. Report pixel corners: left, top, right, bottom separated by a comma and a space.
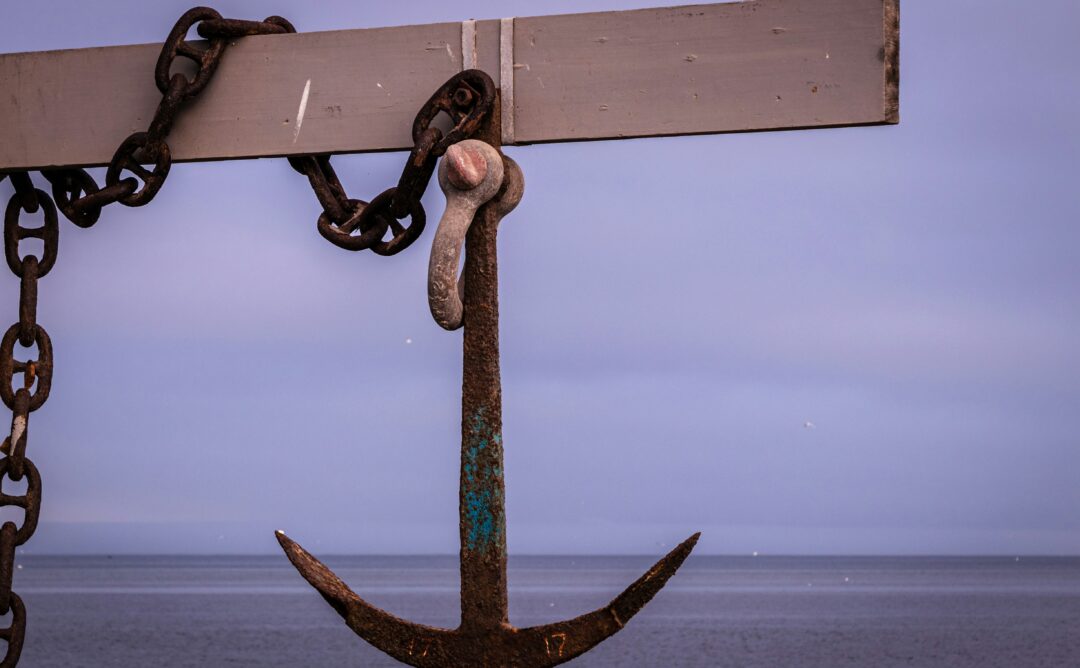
276, 138, 699, 666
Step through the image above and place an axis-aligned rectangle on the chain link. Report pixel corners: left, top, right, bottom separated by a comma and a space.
0, 593, 24, 667
4, 189, 59, 280
5, 177, 38, 218
295, 69, 496, 256
40, 170, 101, 229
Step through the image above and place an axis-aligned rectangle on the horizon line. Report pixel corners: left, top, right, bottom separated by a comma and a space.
15, 552, 1080, 559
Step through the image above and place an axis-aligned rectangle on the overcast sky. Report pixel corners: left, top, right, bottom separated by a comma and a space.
0, 0, 1077, 555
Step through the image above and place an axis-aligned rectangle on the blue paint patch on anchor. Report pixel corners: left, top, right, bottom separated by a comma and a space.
463, 407, 504, 552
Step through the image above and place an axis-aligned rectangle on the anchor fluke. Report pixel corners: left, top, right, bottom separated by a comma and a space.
276, 530, 451, 665
604, 531, 700, 626
506, 531, 701, 666
276, 530, 700, 667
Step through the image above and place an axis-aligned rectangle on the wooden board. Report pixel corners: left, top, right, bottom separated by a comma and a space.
0, 0, 899, 171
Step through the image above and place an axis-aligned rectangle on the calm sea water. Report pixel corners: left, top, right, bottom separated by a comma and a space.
10, 555, 1079, 667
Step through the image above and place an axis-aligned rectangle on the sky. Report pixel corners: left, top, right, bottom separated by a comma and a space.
0, 0, 1077, 556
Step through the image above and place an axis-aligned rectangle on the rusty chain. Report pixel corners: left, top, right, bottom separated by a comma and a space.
291, 69, 496, 256
0, 9, 296, 666
41, 8, 294, 224
0, 175, 54, 668
36, 8, 495, 261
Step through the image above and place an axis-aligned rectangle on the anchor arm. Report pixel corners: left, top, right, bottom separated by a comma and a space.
277, 528, 700, 667
276, 531, 454, 666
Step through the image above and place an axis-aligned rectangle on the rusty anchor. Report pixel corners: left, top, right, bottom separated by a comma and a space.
277, 116, 699, 666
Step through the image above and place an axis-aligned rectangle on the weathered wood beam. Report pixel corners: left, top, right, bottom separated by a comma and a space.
0, 0, 899, 171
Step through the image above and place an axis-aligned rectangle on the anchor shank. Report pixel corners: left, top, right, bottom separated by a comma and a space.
458, 99, 509, 632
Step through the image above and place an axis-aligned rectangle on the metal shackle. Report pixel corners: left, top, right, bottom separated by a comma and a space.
428, 139, 520, 330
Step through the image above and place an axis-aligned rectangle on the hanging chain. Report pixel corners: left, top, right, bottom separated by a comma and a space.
41, 8, 294, 226
0, 9, 296, 666
0, 175, 55, 668
291, 69, 496, 256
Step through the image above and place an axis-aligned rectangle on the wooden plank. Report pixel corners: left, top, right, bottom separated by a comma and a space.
512, 0, 900, 143
0, 0, 898, 171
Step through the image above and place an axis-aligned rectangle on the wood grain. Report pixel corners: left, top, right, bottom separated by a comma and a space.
0, 0, 899, 170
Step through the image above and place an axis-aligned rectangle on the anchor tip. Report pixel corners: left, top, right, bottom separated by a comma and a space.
667, 531, 701, 563
274, 530, 357, 618
274, 529, 291, 548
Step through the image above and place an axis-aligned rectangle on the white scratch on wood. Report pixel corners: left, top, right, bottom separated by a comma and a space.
425, 42, 454, 61
293, 78, 311, 143
424, 42, 454, 60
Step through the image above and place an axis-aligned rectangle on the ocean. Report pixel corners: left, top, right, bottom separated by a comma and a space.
11, 555, 1080, 667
